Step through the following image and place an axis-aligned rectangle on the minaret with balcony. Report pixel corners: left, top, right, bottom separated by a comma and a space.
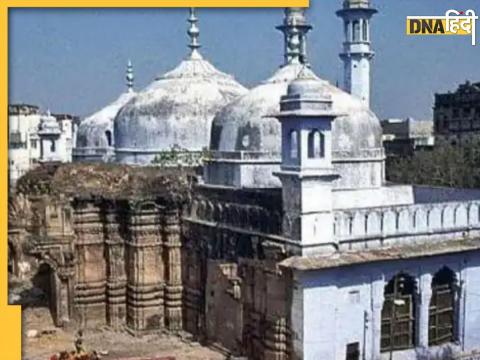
336, 0, 377, 107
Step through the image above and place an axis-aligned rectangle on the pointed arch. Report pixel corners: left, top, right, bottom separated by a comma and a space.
308, 130, 325, 158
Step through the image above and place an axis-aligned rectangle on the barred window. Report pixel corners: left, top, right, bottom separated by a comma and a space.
429, 267, 457, 346
381, 273, 417, 352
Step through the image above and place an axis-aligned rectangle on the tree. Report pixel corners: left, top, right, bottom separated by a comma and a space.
387, 141, 480, 188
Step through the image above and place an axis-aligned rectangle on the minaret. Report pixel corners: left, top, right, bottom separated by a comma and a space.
126, 60, 134, 92
187, 7, 202, 60
274, 69, 342, 255
276, 8, 312, 66
336, 0, 377, 107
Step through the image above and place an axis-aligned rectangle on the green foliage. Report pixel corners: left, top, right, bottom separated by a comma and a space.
151, 145, 212, 167
387, 141, 480, 188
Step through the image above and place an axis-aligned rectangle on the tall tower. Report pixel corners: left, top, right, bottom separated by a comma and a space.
276, 8, 312, 66
274, 70, 342, 255
336, 0, 377, 107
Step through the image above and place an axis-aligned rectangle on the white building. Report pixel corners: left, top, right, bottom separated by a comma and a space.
8, 104, 41, 186
201, 5, 480, 359
8, 104, 76, 187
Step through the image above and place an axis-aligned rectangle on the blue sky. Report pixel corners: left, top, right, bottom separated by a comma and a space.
8, 0, 480, 120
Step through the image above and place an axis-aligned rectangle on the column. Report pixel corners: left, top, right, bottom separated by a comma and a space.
104, 204, 127, 329
264, 266, 288, 360
164, 209, 183, 331
418, 273, 433, 348
371, 276, 385, 360
126, 201, 164, 334
73, 202, 107, 328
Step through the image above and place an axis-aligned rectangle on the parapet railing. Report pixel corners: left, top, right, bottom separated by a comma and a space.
333, 200, 480, 242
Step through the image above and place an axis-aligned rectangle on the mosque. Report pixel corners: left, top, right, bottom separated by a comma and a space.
9, 2, 480, 360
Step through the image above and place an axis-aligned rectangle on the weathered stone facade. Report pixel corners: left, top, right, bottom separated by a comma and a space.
8, 163, 295, 360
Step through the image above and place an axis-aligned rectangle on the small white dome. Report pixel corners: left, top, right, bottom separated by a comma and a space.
76, 91, 135, 150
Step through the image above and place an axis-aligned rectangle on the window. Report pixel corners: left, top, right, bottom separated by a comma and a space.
463, 108, 472, 117
290, 130, 298, 159
346, 342, 360, 360
308, 130, 324, 158
30, 139, 37, 149
381, 273, 417, 352
362, 20, 368, 41
105, 130, 112, 147
50, 140, 56, 152
349, 290, 360, 304
429, 267, 457, 346
344, 21, 350, 40
353, 20, 360, 42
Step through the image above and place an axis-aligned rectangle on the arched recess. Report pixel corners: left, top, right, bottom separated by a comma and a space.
308, 130, 324, 158
381, 273, 417, 352
290, 130, 299, 159
429, 267, 457, 346
105, 130, 113, 147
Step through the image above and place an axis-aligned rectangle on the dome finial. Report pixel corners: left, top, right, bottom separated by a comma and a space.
187, 8, 202, 60
126, 59, 134, 92
287, 19, 302, 65
276, 8, 312, 66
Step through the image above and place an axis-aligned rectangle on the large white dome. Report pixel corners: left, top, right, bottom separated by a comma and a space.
208, 64, 385, 190
114, 55, 247, 165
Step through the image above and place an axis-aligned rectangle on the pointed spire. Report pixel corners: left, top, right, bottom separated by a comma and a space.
126, 60, 134, 92
187, 8, 202, 60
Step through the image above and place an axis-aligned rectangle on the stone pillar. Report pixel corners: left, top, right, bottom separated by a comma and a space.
371, 277, 385, 360
264, 266, 288, 360
181, 234, 203, 336
57, 267, 75, 327
104, 204, 127, 329
163, 209, 183, 331
126, 201, 164, 335
74, 202, 107, 328
418, 273, 433, 348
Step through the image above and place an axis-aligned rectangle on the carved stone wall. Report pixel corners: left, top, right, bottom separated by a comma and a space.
10, 179, 294, 358
181, 185, 292, 359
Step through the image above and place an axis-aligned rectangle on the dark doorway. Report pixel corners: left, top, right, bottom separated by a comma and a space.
31, 263, 57, 323
346, 342, 360, 360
